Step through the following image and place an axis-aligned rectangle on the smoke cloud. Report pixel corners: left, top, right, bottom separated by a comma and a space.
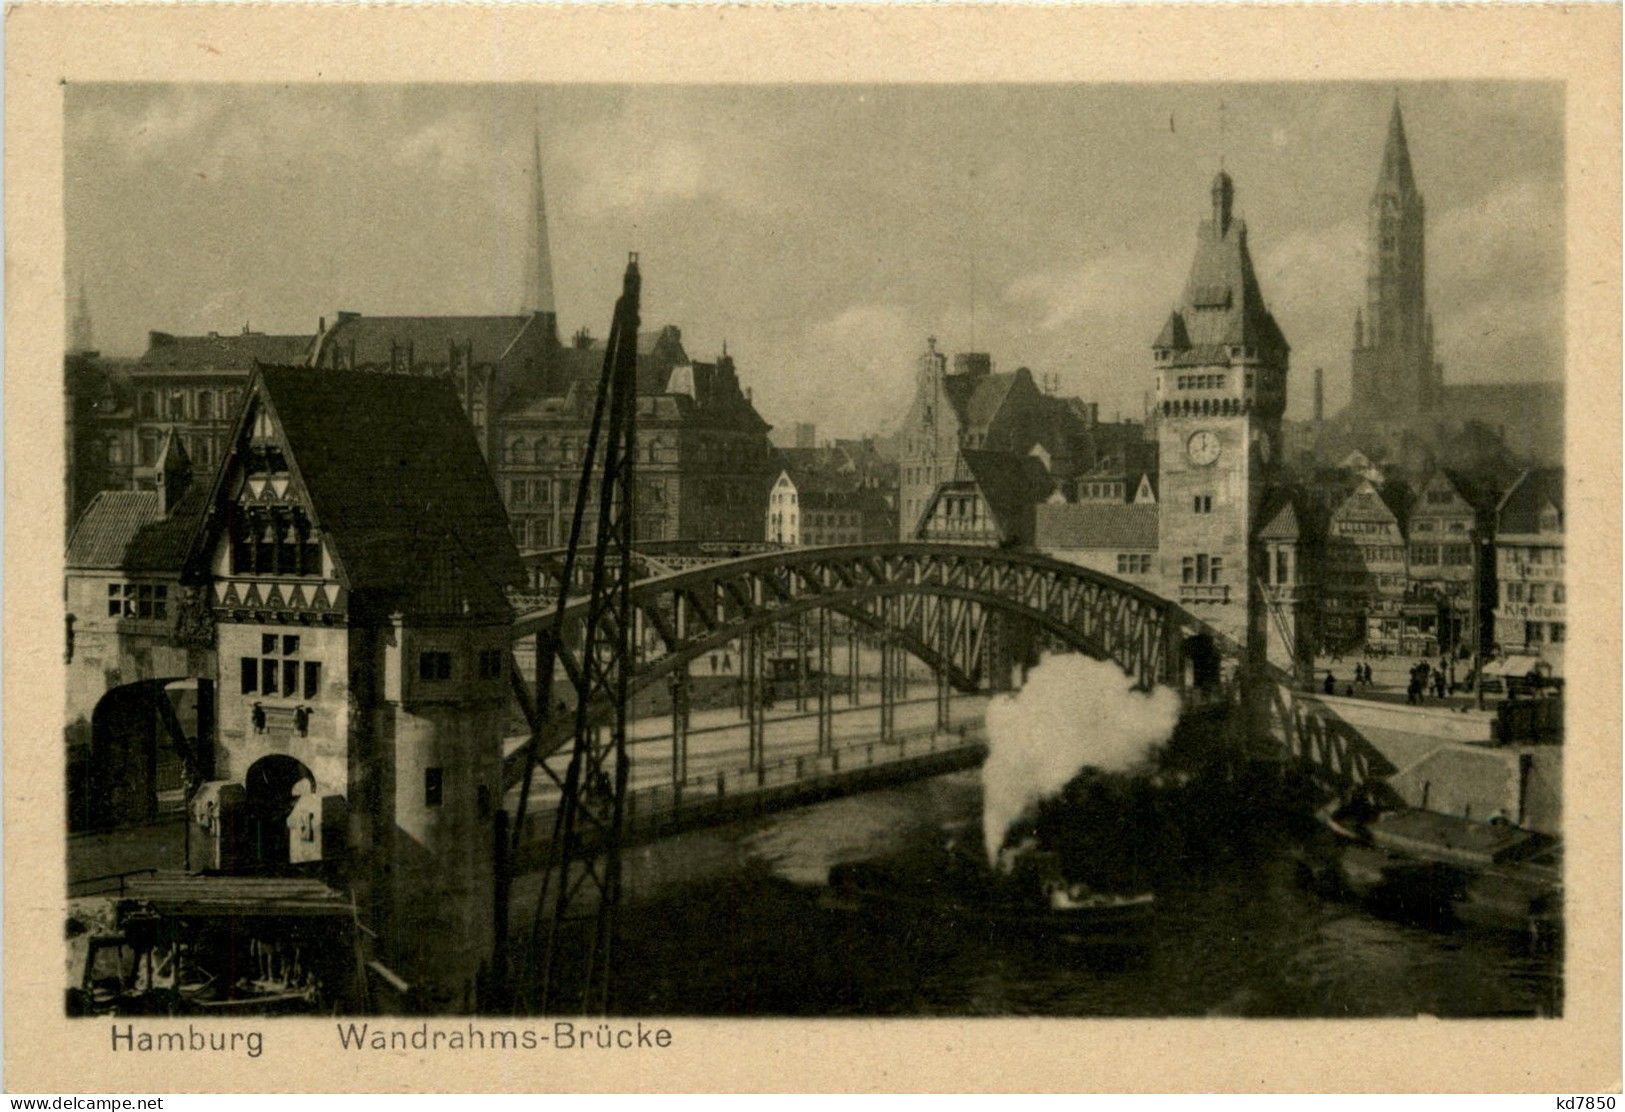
981, 654, 1181, 861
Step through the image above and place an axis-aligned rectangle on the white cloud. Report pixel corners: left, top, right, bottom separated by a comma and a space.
753, 304, 924, 440
393, 110, 495, 178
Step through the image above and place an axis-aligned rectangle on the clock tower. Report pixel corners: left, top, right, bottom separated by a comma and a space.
1151, 169, 1289, 655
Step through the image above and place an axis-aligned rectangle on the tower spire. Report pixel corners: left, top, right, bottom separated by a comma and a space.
521, 126, 557, 317
69, 277, 95, 354
1378, 98, 1417, 195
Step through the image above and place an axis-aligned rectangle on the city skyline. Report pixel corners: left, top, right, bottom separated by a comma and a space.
66, 81, 1563, 438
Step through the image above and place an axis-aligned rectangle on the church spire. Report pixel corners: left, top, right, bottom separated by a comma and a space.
69, 277, 95, 354
1378, 98, 1418, 196
521, 127, 556, 317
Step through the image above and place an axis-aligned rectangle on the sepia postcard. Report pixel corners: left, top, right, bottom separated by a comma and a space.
4, 2, 1620, 1095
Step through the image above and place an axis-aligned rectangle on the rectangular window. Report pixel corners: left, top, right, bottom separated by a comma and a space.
424, 768, 444, 808
1550, 623, 1565, 643
303, 661, 322, 699
1525, 621, 1544, 645
419, 651, 453, 681
1196, 554, 1209, 583
478, 649, 505, 680
153, 585, 168, 620
1209, 557, 1223, 584
1552, 583, 1565, 604
1182, 556, 1195, 584
1192, 495, 1212, 514
262, 633, 278, 655
1506, 583, 1524, 602
241, 657, 257, 694
1275, 549, 1289, 584
283, 635, 300, 655
262, 659, 279, 695
108, 584, 122, 617
282, 659, 299, 696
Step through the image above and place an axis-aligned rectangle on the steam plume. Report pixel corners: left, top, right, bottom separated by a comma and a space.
981, 653, 1180, 861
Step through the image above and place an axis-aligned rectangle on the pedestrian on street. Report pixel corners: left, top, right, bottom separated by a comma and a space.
1323, 670, 1336, 695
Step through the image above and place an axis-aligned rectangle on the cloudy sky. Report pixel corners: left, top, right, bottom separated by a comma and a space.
66, 81, 1562, 436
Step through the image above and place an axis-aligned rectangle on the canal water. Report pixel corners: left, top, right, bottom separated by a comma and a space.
601, 770, 1561, 1017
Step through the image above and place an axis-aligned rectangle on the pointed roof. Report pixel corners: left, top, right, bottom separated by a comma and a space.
522, 128, 556, 315
205, 365, 524, 615
1170, 172, 1288, 358
958, 449, 1054, 544
1378, 100, 1418, 196
1154, 310, 1191, 351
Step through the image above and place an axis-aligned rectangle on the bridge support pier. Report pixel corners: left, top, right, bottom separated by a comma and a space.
847, 618, 859, 707
817, 607, 833, 756
670, 665, 689, 785
879, 597, 896, 742
745, 626, 764, 769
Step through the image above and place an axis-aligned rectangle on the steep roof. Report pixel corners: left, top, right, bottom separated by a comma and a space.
959, 449, 1053, 545
67, 486, 209, 572
139, 331, 313, 373
1034, 502, 1159, 551
1161, 173, 1288, 359
1496, 467, 1564, 535
945, 371, 1020, 432
1378, 101, 1418, 196
246, 365, 524, 613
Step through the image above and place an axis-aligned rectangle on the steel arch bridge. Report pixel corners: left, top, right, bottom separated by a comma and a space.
502, 542, 1231, 790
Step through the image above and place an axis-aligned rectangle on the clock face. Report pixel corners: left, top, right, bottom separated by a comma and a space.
1187, 430, 1221, 466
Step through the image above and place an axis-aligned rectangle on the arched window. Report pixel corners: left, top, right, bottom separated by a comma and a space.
197, 390, 214, 419
534, 440, 548, 465
508, 437, 526, 464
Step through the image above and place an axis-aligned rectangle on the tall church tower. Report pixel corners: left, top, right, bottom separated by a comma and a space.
521, 129, 556, 317
69, 279, 95, 355
1151, 170, 1288, 653
1350, 101, 1440, 414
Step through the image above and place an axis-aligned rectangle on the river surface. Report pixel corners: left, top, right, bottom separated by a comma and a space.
597, 770, 1561, 1017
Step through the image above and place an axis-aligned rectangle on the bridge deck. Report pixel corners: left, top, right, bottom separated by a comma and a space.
505, 694, 990, 867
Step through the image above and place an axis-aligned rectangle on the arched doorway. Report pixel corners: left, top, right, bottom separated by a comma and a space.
78, 677, 213, 832
243, 754, 315, 867
1183, 633, 1221, 690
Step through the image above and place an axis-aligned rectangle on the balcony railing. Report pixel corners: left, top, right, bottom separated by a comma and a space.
1178, 583, 1231, 604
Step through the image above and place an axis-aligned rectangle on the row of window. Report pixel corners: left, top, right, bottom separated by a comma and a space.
1407, 544, 1473, 567
1410, 518, 1470, 535
1505, 582, 1566, 605
1499, 546, 1564, 566
228, 516, 322, 577
137, 387, 243, 423
1115, 553, 1153, 575
1523, 621, 1567, 645
1180, 554, 1225, 585
418, 648, 506, 683
1175, 373, 1230, 390
108, 583, 168, 620
1191, 494, 1213, 514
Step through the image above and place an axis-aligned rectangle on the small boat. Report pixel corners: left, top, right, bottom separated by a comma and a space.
823, 843, 1155, 946
1314, 801, 1562, 943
